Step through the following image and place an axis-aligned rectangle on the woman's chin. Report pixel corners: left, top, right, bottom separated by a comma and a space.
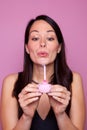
35, 60, 49, 66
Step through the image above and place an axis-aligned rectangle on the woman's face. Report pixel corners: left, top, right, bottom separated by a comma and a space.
26, 20, 61, 66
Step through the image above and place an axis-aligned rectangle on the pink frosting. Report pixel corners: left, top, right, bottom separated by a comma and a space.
38, 81, 51, 93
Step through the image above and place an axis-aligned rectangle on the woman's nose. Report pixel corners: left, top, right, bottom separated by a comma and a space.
40, 38, 46, 47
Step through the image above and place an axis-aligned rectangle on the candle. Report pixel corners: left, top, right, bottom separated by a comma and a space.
38, 65, 51, 93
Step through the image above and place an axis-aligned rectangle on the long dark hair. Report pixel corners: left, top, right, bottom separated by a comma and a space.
13, 15, 73, 118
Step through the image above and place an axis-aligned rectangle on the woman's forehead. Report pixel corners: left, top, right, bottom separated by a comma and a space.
29, 20, 54, 33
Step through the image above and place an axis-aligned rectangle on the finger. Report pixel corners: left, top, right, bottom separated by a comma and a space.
50, 85, 67, 93
19, 97, 39, 107
19, 84, 39, 98
48, 92, 66, 99
24, 87, 39, 93
48, 89, 70, 98
52, 95, 70, 105
20, 92, 42, 101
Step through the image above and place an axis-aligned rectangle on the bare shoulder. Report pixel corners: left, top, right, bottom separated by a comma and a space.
1, 74, 19, 129
72, 71, 82, 81
71, 72, 83, 89
71, 72, 85, 114
3, 73, 18, 83
2, 73, 18, 96
71, 71, 85, 99
70, 72, 86, 129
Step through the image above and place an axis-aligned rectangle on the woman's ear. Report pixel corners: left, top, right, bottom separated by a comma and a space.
58, 44, 61, 53
25, 45, 29, 54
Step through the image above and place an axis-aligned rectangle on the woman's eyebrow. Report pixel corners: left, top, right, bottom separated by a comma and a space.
29, 30, 55, 34
29, 30, 39, 34
47, 30, 55, 33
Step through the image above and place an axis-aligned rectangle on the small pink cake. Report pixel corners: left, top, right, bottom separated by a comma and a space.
38, 81, 51, 93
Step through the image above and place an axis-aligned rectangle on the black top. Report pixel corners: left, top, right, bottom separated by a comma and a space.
30, 108, 59, 130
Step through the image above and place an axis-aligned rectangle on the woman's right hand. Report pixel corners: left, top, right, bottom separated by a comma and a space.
18, 84, 42, 119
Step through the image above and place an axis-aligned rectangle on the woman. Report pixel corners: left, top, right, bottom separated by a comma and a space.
1, 15, 85, 130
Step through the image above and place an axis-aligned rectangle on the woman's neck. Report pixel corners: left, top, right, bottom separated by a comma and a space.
32, 64, 54, 83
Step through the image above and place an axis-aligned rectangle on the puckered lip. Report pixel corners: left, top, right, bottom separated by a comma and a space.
37, 51, 49, 57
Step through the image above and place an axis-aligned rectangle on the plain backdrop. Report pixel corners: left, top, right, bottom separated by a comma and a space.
0, 0, 87, 130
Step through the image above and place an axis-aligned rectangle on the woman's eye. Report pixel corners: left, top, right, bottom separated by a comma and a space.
32, 37, 39, 41
47, 37, 54, 41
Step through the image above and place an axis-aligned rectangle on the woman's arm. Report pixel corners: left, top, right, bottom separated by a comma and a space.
1, 74, 32, 130
55, 72, 86, 130
48, 72, 86, 130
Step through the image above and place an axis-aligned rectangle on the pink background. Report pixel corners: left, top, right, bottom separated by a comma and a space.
0, 0, 87, 129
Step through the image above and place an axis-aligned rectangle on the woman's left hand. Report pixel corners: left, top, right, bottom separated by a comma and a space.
48, 85, 71, 116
